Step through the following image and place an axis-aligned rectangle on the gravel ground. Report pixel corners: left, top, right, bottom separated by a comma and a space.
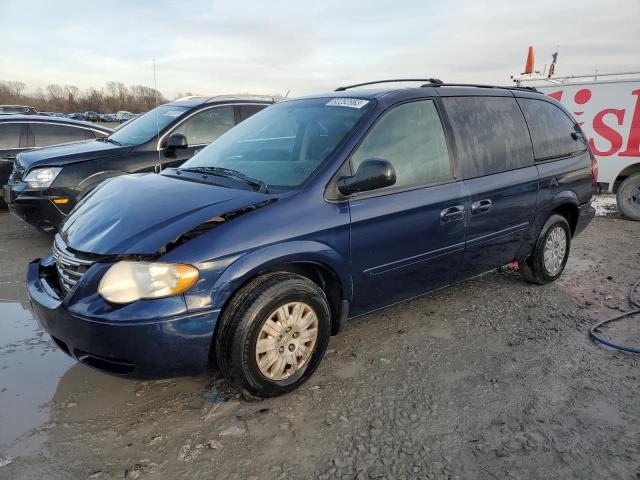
0, 207, 639, 480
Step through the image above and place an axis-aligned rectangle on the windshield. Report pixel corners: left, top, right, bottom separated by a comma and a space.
108, 104, 188, 145
180, 97, 374, 189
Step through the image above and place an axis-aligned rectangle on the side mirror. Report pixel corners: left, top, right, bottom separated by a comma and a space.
337, 158, 396, 196
166, 133, 188, 150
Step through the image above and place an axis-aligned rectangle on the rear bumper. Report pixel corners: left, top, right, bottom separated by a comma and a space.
27, 259, 219, 378
574, 202, 596, 237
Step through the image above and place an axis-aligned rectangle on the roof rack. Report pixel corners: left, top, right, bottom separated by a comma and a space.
335, 78, 444, 91
423, 82, 540, 93
335, 80, 540, 94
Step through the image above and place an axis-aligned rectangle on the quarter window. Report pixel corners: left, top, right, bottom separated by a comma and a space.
236, 105, 267, 123
517, 98, 585, 160
351, 100, 452, 191
0, 123, 22, 149
172, 107, 235, 145
442, 96, 533, 178
30, 123, 88, 147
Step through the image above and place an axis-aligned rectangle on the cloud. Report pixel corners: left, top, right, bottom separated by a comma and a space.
1, 0, 638, 98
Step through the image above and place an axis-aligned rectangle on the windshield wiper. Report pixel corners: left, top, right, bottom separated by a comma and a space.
177, 167, 269, 193
104, 137, 121, 146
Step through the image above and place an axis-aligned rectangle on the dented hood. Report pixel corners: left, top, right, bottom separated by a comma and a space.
61, 173, 274, 255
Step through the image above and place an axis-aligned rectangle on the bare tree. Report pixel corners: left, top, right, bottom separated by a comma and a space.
0, 80, 167, 113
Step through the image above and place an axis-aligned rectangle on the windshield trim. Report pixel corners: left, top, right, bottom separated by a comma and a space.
154, 102, 271, 151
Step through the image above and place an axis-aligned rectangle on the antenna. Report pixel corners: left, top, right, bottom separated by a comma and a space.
153, 58, 161, 166
284, 89, 291, 99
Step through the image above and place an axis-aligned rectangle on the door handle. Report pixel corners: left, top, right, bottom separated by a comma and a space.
471, 199, 492, 214
440, 205, 465, 223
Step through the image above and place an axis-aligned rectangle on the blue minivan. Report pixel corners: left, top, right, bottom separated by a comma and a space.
27, 80, 596, 397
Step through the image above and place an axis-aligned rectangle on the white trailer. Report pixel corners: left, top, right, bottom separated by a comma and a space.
515, 72, 640, 220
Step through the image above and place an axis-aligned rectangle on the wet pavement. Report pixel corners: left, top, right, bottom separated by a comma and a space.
0, 218, 64, 456
0, 206, 639, 479
0, 209, 209, 470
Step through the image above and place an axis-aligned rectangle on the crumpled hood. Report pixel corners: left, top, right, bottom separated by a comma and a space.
61, 173, 274, 255
17, 139, 130, 170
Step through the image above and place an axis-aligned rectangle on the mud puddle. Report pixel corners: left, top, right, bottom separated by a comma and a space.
0, 282, 75, 456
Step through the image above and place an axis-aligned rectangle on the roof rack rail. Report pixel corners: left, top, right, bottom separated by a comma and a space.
335, 78, 443, 91
423, 82, 540, 93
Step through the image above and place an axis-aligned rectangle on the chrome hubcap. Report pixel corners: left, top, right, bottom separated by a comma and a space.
255, 302, 318, 381
543, 226, 567, 275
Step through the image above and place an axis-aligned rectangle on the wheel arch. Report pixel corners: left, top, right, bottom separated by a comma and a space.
211, 241, 352, 335
612, 162, 640, 193
551, 202, 579, 236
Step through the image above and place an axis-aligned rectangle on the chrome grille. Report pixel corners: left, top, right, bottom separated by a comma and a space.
52, 235, 94, 294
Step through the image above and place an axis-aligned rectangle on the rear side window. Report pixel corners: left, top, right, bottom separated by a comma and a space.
351, 100, 452, 191
30, 123, 88, 147
0, 123, 22, 148
442, 96, 533, 178
517, 98, 585, 160
172, 106, 235, 145
236, 104, 267, 123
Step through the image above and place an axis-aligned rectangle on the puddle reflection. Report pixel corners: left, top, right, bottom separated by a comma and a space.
0, 282, 75, 455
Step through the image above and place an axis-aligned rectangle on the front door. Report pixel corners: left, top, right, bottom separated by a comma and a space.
160, 105, 237, 169
348, 99, 467, 315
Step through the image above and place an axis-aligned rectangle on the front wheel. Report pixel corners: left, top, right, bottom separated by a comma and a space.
519, 214, 571, 285
616, 173, 640, 221
215, 272, 331, 398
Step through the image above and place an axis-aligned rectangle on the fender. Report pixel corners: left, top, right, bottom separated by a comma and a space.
209, 240, 352, 312
550, 189, 579, 208
536, 189, 579, 231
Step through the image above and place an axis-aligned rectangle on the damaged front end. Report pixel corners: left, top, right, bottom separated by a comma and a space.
160, 199, 276, 254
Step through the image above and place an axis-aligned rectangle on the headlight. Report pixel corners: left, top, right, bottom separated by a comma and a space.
23, 167, 62, 189
98, 261, 199, 304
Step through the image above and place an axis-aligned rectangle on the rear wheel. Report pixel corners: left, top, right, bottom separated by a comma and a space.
616, 173, 640, 221
215, 272, 331, 398
519, 214, 571, 285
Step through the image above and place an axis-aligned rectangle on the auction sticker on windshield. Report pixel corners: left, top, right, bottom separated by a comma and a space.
326, 98, 369, 108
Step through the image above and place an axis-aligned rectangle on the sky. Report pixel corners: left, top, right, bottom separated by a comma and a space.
1, 0, 638, 99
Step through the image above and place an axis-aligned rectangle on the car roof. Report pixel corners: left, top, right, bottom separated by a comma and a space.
0, 115, 113, 132
291, 82, 543, 104
166, 95, 277, 108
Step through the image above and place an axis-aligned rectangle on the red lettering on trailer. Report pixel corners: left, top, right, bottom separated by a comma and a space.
589, 109, 625, 156
619, 89, 640, 157
548, 90, 563, 101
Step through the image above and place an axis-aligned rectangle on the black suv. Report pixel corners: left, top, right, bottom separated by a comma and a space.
4, 96, 273, 232
0, 115, 112, 203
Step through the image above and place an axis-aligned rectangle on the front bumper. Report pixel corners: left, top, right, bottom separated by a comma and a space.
4, 184, 68, 232
0, 159, 13, 204
27, 259, 220, 378
574, 202, 596, 237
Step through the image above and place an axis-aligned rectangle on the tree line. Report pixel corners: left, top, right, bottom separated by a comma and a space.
0, 80, 167, 113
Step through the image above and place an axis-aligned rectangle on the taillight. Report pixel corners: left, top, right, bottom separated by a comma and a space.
590, 149, 598, 184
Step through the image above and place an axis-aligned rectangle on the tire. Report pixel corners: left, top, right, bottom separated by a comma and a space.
616, 173, 640, 221
519, 214, 571, 285
215, 272, 331, 398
